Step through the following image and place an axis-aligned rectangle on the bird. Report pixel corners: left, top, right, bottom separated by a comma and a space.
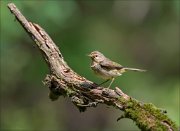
88, 51, 146, 88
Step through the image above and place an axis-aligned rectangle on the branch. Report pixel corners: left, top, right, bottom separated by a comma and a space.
7, 3, 178, 131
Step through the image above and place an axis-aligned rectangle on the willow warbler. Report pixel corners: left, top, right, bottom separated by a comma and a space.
88, 51, 146, 88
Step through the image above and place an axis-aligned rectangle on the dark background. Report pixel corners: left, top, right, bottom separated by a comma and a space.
1, 1, 179, 130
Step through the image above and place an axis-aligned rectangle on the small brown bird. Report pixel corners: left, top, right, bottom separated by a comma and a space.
88, 51, 146, 88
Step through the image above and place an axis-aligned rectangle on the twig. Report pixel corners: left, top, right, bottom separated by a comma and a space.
7, 3, 178, 131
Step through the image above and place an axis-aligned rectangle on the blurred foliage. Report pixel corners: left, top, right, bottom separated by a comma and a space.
0, 0, 179, 130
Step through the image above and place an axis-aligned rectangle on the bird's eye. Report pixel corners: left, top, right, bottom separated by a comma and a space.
95, 55, 97, 57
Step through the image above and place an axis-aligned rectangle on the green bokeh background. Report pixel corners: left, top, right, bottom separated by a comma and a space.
1, 1, 179, 130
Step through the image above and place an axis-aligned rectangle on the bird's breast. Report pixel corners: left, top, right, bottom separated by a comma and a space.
91, 61, 121, 79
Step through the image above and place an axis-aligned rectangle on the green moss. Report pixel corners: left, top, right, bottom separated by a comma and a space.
117, 96, 127, 104
64, 87, 75, 97
117, 97, 178, 130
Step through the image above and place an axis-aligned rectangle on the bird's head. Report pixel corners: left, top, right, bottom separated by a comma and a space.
88, 51, 105, 62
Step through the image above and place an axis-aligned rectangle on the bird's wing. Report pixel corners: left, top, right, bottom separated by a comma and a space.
99, 59, 123, 70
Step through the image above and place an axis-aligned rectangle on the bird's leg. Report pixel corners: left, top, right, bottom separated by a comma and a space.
98, 79, 110, 87
108, 78, 115, 88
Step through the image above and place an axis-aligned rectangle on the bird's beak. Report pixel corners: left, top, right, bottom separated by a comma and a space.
87, 54, 91, 57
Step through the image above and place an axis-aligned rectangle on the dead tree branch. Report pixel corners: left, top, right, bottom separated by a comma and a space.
7, 3, 177, 131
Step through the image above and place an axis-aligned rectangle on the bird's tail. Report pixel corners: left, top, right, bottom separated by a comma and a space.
123, 67, 146, 72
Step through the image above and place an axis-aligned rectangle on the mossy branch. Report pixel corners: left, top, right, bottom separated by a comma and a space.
7, 3, 178, 131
